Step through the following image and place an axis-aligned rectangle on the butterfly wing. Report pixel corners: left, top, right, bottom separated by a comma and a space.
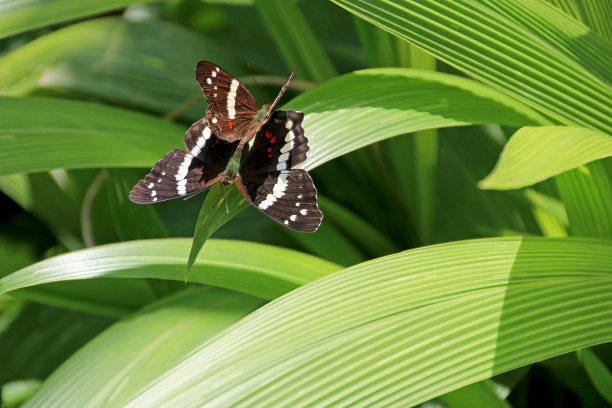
236, 110, 322, 232
195, 61, 259, 142
129, 118, 237, 204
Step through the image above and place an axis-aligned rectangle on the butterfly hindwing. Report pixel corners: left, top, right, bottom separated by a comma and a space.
236, 169, 322, 233
237, 109, 322, 232
195, 61, 258, 142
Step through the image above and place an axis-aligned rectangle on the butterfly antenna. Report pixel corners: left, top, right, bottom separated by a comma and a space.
224, 184, 229, 214
247, 62, 258, 88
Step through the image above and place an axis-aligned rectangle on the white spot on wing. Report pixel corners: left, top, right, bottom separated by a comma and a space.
280, 141, 293, 154
206, 77, 212, 85
278, 152, 290, 163
272, 172, 289, 198
147, 182, 154, 189
227, 79, 239, 119
295, 202, 300, 207
300, 209, 307, 215
259, 193, 278, 210
175, 155, 192, 181
201, 127, 211, 141
151, 191, 157, 197
276, 162, 288, 171
212, 71, 217, 77
216, 67, 220, 72
284, 220, 289, 225
290, 214, 297, 222
153, 197, 158, 202
212, 117, 218, 124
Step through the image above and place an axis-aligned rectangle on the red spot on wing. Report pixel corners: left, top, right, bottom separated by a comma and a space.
270, 136, 277, 144
268, 153, 272, 158
267, 147, 273, 153
265, 130, 273, 139
228, 121, 233, 130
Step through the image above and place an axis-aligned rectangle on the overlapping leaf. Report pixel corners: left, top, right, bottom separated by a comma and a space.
14, 237, 612, 407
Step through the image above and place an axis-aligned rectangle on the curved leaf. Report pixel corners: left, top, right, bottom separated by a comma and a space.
331, 0, 612, 133
480, 126, 612, 189
1, 68, 547, 178
291, 68, 549, 170
19, 237, 612, 407
23, 287, 264, 408
0, 239, 342, 301
0, 0, 150, 39
0, 17, 239, 122
0, 96, 183, 177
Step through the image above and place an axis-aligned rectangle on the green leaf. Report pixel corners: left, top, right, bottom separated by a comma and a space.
1, 379, 41, 407
0, 239, 342, 301
0, 96, 182, 177
291, 68, 550, 170
255, 0, 337, 81
0, 17, 239, 122
18, 237, 612, 407
185, 186, 249, 280
479, 126, 612, 189
105, 169, 168, 241
1, 68, 547, 178
0, 303, 112, 386
580, 348, 612, 404
441, 380, 511, 408
23, 287, 264, 408
0, 0, 152, 39
556, 161, 612, 240
330, 0, 612, 133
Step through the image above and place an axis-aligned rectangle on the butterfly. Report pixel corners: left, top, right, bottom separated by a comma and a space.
129, 61, 323, 233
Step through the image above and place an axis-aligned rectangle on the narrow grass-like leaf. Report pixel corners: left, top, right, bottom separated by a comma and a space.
0, 239, 341, 301
105, 169, 168, 241
291, 68, 550, 170
185, 186, 249, 280
580, 348, 612, 404
0, 0, 151, 39
20, 237, 611, 407
317, 196, 398, 257
24, 287, 264, 408
479, 126, 612, 189
0, 96, 182, 176
255, 0, 337, 81
330, 0, 612, 133
556, 161, 612, 239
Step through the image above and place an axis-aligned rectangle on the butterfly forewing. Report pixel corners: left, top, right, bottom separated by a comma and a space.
129, 118, 237, 204
129, 149, 208, 204
241, 110, 309, 173
196, 61, 258, 142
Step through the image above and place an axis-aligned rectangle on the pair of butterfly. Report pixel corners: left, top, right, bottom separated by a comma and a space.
129, 61, 323, 233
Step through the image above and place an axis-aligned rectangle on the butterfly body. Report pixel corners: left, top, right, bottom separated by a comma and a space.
130, 62, 322, 232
